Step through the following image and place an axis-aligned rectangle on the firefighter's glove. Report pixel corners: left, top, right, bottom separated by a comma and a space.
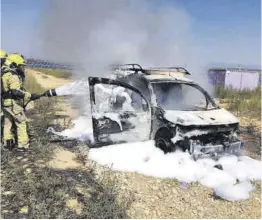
30, 94, 42, 101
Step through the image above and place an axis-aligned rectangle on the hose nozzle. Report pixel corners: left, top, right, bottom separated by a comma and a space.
42, 89, 57, 97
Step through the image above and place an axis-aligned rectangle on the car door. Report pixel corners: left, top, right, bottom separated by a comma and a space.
88, 77, 152, 147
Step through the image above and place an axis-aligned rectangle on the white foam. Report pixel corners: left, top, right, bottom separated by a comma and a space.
214, 181, 254, 201
88, 141, 262, 201
51, 116, 93, 142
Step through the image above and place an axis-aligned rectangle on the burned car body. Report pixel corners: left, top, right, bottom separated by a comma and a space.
88, 64, 244, 159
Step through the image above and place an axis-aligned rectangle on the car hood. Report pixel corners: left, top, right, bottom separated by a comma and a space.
164, 108, 239, 126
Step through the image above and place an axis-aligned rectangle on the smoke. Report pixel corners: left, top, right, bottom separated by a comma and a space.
37, 0, 211, 118
38, 0, 260, 94
38, 0, 210, 86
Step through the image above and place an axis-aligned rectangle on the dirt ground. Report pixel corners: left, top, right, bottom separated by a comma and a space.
1, 69, 261, 218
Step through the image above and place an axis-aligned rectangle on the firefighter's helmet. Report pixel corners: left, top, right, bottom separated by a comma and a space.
7, 53, 26, 66
0, 49, 7, 59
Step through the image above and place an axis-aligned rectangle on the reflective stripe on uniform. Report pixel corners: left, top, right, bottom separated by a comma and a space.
17, 121, 29, 146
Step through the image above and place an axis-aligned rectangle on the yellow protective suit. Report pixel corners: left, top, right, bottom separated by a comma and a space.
1, 67, 31, 148
1, 49, 8, 144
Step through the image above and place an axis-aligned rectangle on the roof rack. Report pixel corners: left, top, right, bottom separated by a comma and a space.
111, 64, 191, 77
146, 67, 191, 75
111, 63, 149, 75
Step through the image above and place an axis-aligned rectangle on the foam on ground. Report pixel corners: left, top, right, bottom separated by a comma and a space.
88, 141, 262, 201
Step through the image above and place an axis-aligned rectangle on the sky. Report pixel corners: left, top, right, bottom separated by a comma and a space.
0, 0, 261, 68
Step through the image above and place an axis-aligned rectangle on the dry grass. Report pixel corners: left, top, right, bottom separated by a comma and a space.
1, 145, 133, 218
24, 71, 46, 94
31, 68, 72, 79
214, 86, 261, 119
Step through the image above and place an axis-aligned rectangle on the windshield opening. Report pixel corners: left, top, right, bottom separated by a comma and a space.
151, 82, 217, 111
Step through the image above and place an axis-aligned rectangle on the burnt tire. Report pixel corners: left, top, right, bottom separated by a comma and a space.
154, 128, 175, 154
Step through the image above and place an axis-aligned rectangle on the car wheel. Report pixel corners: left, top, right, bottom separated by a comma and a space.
154, 129, 175, 154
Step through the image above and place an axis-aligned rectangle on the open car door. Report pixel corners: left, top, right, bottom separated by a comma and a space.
88, 77, 152, 147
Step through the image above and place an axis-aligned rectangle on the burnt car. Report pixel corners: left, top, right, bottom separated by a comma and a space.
87, 64, 244, 159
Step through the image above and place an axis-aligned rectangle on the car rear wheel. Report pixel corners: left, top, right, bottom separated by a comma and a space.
154, 129, 175, 153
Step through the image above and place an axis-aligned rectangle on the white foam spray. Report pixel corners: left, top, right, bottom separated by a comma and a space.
55, 80, 89, 96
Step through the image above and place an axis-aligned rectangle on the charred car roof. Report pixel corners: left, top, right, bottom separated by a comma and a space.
112, 63, 194, 83
145, 74, 194, 83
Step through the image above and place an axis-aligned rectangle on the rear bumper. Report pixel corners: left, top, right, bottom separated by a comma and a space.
190, 140, 245, 159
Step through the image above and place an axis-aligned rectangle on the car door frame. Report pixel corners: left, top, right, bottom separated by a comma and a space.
88, 77, 153, 146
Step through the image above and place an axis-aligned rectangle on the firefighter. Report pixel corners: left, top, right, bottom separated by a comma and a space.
1, 53, 41, 150
1, 50, 13, 73
1, 49, 8, 145
1, 49, 7, 66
